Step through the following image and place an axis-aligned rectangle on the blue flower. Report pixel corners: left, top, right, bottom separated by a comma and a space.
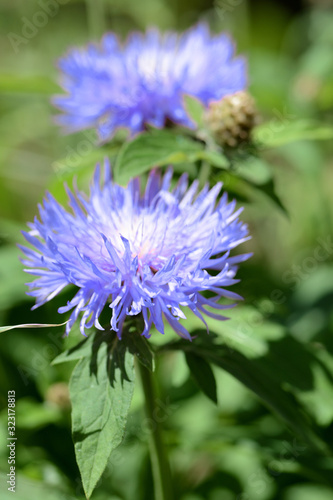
20, 163, 251, 339
53, 24, 247, 140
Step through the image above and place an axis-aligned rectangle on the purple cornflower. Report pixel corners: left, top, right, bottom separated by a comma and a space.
20, 164, 251, 339
53, 24, 246, 140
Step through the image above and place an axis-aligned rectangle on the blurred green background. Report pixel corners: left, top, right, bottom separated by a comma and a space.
1, 0, 333, 499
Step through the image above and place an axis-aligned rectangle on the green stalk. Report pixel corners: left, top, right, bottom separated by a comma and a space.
198, 160, 212, 189
85, 0, 106, 39
137, 360, 174, 500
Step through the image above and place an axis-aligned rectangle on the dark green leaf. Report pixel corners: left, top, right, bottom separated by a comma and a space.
217, 171, 287, 214
69, 331, 135, 498
161, 333, 327, 454
257, 178, 287, 214
185, 352, 218, 404
125, 332, 155, 372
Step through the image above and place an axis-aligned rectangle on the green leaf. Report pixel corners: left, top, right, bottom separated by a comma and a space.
216, 156, 286, 213
125, 331, 155, 372
233, 157, 273, 185
51, 335, 93, 365
69, 331, 135, 499
53, 323, 155, 370
196, 149, 229, 169
217, 171, 287, 214
0, 321, 68, 334
183, 94, 205, 126
185, 352, 218, 404
114, 129, 203, 184
162, 334, 327, 454
256, 178, 287, 214
254, 119, 333, 148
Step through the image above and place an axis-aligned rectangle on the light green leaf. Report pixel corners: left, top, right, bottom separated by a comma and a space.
254, 119, 333, 148
69, 331, 135, 499
233, 157, 273, 185
0, 321, 68, 334
51, 334, 93, 365
114, 129, 203, 184
196, 149, 229, 169
183, 94, 205, 126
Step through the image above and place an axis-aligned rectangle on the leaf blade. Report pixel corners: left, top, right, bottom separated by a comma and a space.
69, 333, 135, 498
0, 321, 68, 334
185, 351, 218, 404
114, 129, 203, 184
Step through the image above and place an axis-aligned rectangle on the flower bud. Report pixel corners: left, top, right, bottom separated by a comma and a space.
205, 91, 260, 147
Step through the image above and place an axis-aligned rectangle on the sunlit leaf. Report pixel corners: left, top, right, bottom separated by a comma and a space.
114, 129, 203, 184
51, 334, 93, 365
0, 321, 68, 334
183, 94, 205, 126
69, 331, 135, 498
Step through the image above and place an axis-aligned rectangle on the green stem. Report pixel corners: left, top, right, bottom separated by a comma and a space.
85, 0, 106, 39
198, 160, 212, 189
137, 360, 174, 500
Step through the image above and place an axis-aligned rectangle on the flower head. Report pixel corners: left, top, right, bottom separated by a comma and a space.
20, 163, 251, 339
53, 24, 246, 140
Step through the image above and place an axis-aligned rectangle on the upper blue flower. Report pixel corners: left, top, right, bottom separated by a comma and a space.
20, 164, 251, 339
53, 24, 247, 140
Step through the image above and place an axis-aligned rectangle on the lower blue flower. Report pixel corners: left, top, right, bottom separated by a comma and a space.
20, 163, 251, 339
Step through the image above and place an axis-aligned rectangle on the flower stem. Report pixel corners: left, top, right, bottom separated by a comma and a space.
85, 0, 106, 39
198, 160, 212, 189
137, 360, 174, 500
